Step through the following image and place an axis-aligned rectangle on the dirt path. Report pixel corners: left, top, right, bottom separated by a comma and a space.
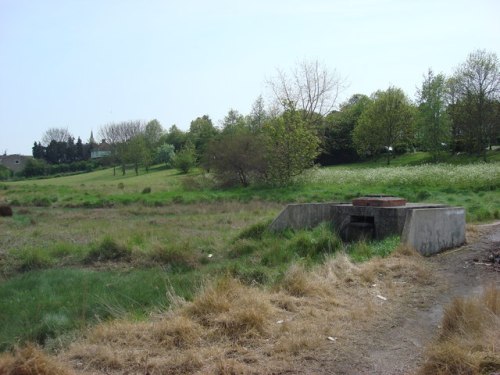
318, 222, 500, 375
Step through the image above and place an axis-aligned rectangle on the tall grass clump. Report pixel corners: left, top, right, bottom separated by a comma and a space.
288, 223, 342, 259
418, 286, 500, 375
347, 236, 400, 262
85, 236, 131, 263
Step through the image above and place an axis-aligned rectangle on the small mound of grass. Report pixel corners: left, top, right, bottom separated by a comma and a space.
236, 219, 271, 241
85, 236, 131, 263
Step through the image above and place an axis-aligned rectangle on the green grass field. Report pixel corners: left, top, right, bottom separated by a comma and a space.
0, 151, 499, 351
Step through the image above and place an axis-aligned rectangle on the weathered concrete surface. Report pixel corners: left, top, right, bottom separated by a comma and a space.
401, 207, 466, 256
269, 202, 464, 255
269, 203, 334, 231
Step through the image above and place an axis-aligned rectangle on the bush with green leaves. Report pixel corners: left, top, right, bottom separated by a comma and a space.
171, 143, 196, 174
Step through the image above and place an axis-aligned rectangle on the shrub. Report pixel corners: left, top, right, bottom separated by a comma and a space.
172, 144, 196, 174
86, 236, 131, 263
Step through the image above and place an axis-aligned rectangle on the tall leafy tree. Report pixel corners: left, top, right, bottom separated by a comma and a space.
220, 109, 246, 134
264, 103, 320, 185
248, 95, 267, 132
416, 69, 451, 160
320, 94, 371, 164
188, 115, 219, 159
354, 87, 414, 165
162, 125, 187, 152
451, 50, 500, 159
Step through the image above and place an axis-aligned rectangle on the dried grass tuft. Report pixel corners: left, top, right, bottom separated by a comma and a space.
280, 264, 327, 297
418, 286, 500, 375
153, 315, 201, 348
0, 345, 73, 375
185, 278, 274, 340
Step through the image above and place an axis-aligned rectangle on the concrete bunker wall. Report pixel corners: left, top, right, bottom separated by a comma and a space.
401, 207, 466, 256
269, 202, 466, 255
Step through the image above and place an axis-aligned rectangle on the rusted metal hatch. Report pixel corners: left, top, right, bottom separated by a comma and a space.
352, 195, 407, 207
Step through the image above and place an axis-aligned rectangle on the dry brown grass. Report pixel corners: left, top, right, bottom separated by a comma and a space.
46, 250, 437, 374
418, 286, 500, 375
0, 345, 73, 375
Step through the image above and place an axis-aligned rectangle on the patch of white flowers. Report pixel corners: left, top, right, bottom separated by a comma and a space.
308, 163, 500, 188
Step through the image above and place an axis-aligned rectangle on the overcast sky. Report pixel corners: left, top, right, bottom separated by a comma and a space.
1, 0, 499, 155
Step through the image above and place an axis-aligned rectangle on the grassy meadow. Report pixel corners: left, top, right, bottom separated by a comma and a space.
0, 152, 499, 351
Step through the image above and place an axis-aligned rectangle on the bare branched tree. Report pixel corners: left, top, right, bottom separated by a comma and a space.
98, 120, 144, 144
41, 127, 73, 146
268, 59, 346, 122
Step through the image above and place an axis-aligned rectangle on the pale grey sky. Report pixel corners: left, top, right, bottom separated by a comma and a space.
1, 0, 499, 155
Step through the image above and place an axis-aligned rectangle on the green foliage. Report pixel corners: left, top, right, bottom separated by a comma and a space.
86, 236, 131, 263
450, 50, 500, 158
236, 220, 271, 241
205, 130, 268, 187
347, 236, 400, 262
416, 69, 451, 160
172, 143, 196, 174
354, 87, 415, 164
188, 115, 219, 158
156, 143, 175, 166
10, 247, 52, 272
0, 165, 11, 180
288, 223, 342, 259
320, 94, 371, 164
264, 105, 320, 185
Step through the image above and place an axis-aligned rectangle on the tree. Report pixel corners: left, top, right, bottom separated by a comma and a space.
415, 69, 451, 160
354, 87, 414, 165
220, 109, 246, 134
319, 94, 371, 164
248, 95, 267, 132
171, 142, 196, 174
264, 104, 320, 186
75, 137, 85, 161
99, 120, 144, 175
204, 131, 267, 187
124, 135, 148, 175
451, 50, 500, 159
156, 143, 176, 167
188, 115, 219, 159
162, 125, 187, 152
268, 59, 345, 124
41, 127, 73, 146
32, 142, 45, 159
144, 119, 164, 148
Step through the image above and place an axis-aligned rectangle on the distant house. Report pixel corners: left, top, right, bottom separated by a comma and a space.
0, 154, 31, 173
90, 141, 112, 159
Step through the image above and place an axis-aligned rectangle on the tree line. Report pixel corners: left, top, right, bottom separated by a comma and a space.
27, 49, 499, 185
